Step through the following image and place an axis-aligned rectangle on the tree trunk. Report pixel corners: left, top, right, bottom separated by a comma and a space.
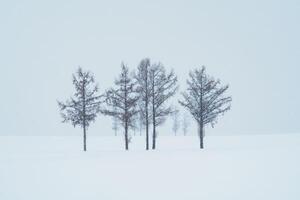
199, 73, 204, 149
125, 122, 129, 150
146, 119, 149, 150
83, 124, 86, 151
152, 123, 156, 149
151, 70, 156, 150
83, 81, 87, 151
199, 122, 204, 149
145, 71, 149, 150
124, 74, 129, 151
152, 102, 156, 150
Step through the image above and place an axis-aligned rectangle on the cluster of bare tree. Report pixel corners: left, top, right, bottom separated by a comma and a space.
58, 59, 231, 151
170, 108, 191, 136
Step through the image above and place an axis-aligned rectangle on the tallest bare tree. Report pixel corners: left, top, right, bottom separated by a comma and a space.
58, 67, 101, 151
179, 66, 232, 149
135, 58, 152, 150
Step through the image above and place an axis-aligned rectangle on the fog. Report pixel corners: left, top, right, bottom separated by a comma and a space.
0, 0, 299, 136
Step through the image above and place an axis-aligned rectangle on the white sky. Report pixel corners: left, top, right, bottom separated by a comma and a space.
0, 0, 299, 136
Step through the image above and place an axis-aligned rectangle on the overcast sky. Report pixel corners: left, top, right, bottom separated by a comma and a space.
0, 0, 299, 136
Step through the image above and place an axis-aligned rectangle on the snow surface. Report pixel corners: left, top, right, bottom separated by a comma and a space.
0, 134, 300, 200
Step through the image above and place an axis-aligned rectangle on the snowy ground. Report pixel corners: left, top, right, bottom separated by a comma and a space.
0, 134, 300, 200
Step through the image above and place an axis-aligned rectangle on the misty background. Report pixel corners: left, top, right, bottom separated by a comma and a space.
0, 0, 299, 136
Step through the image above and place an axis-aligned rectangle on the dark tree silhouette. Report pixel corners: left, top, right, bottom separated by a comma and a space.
102, 63, 139, 150
179, 66, 232, 149
58, 67, 101, 151
135, 58, 152, 150
150, 63, 178, 149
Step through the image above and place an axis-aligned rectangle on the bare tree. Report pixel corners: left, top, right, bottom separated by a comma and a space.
182, 112, 190, 136
150, 63, 178, 149
102, 63, 139, 150
135, 58, 152, 149
179, 66, 232, 149
171, 108, 180, 136
58, 67, 101, 151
